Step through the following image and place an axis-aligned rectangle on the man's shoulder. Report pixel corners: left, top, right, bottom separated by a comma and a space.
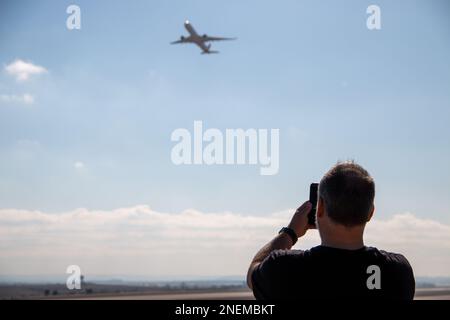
367, 247, 408, 263
267, 248, 310, 260
255, 249, 311, 279
370, 247, 415, 299
374, 248, 413, 270
263, 248, 316, 267
364, 247, 414, 283
266, 246, 413, 270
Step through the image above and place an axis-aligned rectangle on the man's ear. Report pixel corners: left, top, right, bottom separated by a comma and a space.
317, 197, 325, 218
367, 205, 375, 222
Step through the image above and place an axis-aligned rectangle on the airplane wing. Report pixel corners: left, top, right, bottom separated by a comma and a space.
203, 36, 237, 42
170, 36, 193, 45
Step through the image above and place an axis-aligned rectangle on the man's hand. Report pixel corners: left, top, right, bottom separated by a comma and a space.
287, 201, 313, 238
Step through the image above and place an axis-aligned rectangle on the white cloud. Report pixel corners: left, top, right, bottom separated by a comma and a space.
5, 59, 47, 81
0, 93, 35, 105
0, 206, 449, 278
74, 161, 85, 169
23, 93, 34, 104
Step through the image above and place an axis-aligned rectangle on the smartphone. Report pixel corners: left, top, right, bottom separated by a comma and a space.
308, 183, 319, 226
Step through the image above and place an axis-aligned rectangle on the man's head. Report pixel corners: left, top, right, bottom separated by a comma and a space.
316, 161, 375, 236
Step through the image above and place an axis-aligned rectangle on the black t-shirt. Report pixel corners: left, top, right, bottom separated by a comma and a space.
251, 245, 415, 300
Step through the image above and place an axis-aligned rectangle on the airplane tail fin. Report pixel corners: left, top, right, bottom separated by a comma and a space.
201, 44, 219, 54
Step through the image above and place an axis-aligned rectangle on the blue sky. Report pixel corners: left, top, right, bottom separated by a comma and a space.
1, 0, 450, 223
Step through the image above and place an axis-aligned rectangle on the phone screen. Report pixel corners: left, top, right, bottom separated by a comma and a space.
308, 183, 319, 226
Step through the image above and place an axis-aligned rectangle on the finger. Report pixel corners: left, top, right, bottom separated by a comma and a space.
295, 201, 312, 215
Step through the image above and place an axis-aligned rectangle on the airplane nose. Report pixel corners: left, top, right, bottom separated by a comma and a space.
185, 20, 190, 25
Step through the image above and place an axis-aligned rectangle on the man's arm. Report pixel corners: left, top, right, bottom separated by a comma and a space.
246, 232, 294, 289
246, 201, 312, 289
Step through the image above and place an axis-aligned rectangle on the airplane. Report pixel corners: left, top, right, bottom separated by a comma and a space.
171, 20, 236, 54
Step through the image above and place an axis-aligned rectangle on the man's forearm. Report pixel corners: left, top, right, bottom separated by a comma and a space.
252, 233, 294, 264
247, 201, 312, 290
246, 232, 293, 289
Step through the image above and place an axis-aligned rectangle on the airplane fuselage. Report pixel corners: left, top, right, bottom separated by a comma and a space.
183, 21, 211, 53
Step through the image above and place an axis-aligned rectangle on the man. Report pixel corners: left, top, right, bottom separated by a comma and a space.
247, 161, 415, 299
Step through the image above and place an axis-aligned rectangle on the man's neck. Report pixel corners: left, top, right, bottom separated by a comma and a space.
321, 238, 364, 250
320, 224, 365, 250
